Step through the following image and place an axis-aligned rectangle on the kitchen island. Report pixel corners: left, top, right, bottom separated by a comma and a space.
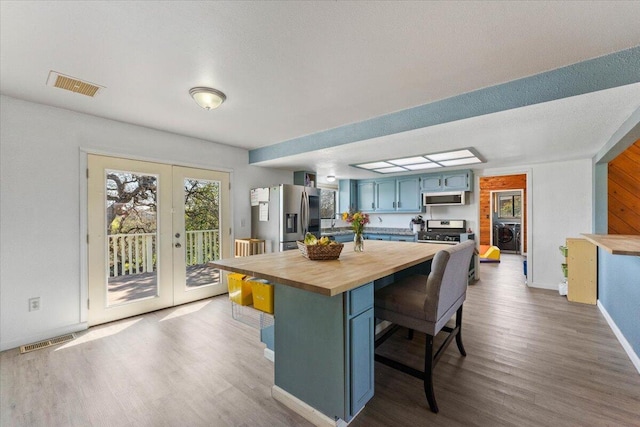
210, 240, 443, 426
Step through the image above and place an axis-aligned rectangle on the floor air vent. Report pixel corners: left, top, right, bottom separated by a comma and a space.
20, 333, 76, 354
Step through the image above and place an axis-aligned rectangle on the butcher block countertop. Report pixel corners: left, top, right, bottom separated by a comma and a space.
209, 240, 443, 296
582, 234, 640, 256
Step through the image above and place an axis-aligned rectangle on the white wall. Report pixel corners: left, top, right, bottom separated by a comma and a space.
0, 95, 291, 351
482, 159, 593, 290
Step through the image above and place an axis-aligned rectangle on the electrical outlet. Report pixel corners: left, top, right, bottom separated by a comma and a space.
28, 297, 40, 312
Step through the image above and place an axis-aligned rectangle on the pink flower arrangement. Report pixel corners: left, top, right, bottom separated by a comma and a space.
342, 210, 370, 235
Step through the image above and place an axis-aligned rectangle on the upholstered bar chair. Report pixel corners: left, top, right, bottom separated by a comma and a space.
374, 240, 475, 413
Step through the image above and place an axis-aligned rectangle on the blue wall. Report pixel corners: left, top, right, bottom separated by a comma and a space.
598, 249, 640, 355
593, 116, 640, 360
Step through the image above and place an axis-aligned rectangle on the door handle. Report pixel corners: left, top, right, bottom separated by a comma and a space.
175, 243, 182, 248
175, 232, 181, 238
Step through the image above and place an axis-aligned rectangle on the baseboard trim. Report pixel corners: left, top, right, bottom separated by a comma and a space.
597, 300, 640, 374
272, 385, 342, 427
0, 322, 88, 352
527, 281, 559, 291
264, 348, 275, 362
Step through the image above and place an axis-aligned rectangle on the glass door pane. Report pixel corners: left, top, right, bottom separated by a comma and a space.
106, 170, 159, 306
183, 177, 221, 289
172, 166, 229, 306
88, 155, 173, 326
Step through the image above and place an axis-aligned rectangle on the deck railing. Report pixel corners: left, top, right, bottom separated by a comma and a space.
108, 230, 219, 278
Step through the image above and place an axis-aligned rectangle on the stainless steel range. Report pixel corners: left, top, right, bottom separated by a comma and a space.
417, 219, 471, 244
417, 219, 477, 283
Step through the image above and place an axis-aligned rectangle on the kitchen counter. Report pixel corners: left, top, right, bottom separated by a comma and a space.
582, 234, 640, 256
209, 240, 442, 296
209, 240, 444, 425
321, 227, 415, 237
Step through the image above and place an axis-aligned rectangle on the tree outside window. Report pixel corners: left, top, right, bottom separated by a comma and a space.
498, 194, 521, 218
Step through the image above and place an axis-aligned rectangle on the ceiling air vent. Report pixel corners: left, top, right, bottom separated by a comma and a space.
46, 71, 104, 97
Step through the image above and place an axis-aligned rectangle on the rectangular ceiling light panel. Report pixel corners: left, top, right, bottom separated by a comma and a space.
426, 149, 475, 161
353, 148, 482, 174
388, 156, 430, 166
358, 161, 392, 169
46, 71, 104, 97
404, 163, 442, 170
374, 166, 408, 173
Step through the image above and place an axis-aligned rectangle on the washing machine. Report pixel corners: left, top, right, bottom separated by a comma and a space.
494, 222, 521, 253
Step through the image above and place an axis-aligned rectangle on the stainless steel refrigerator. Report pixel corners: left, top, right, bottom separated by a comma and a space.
251, 184, 321, 252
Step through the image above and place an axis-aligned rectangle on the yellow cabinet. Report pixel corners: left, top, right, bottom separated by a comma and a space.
566, 238, 597, 304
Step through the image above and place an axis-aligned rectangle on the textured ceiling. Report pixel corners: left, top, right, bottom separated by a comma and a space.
1, 1, 639, 183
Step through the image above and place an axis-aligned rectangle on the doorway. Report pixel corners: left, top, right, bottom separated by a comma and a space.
87, 155, 230, 325
490, 190, 523, 254
478, 174, 527, 254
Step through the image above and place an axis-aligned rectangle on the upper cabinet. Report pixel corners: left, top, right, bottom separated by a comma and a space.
344, 169, 473, 214
375, 180, 396, 211
396, 176, 421, 211
357, 181, 376, 211
293, 171, 317, 187
420, 170, 473, 192
338, 179, 358, 214
357, 176, 421, 213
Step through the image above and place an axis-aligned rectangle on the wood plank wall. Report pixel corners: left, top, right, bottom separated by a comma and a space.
608, 139, 640, 234
479, 174, 527, 247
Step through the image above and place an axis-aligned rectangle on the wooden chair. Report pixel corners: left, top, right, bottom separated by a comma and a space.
374, 240, 475, 413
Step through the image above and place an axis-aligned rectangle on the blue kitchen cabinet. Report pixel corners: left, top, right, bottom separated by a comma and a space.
365, 233, 415, 242
346, 283, 375, 417
420, 169, 473, 192
338, 179, 358, 214
388, 234, 416, 242
421, 174, 444, 192
442, 170, 472, 191
364, 234, 390, 241
274, 282, 374, 422
375, 179, 396, 212
396, 176, 421, 211
357, 180, 376, 212
357, 177, 422, 213
333, 233, 354, 243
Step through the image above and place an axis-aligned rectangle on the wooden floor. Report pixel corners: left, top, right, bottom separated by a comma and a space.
2, 254, 639, 426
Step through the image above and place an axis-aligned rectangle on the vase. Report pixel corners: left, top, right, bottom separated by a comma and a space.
354, 232, 364, 252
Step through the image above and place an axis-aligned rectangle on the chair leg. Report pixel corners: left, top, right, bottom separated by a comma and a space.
455, 306, 466, 357
423, 333, 439, 413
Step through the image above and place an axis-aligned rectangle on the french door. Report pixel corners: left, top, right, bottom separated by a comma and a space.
87, 155, 230, 325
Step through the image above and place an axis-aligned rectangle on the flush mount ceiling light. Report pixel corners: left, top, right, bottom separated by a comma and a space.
326, 175, 336, 182
352, 148, 483, 174
189, 87, 226, 110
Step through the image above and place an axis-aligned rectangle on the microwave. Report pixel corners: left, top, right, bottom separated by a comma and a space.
422, 191, 466, 206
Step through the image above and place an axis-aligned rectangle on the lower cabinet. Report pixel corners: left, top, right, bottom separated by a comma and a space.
274, 282, 374, 422
348, 307, 374, 415
364, 233, 416, 242
333, 233, 354, 243
388, 235, 416, 242
364, 234, 390, 241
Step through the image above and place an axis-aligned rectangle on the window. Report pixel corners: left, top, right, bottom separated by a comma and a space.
320, 189, 336, 219
498, 194, 521, 218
